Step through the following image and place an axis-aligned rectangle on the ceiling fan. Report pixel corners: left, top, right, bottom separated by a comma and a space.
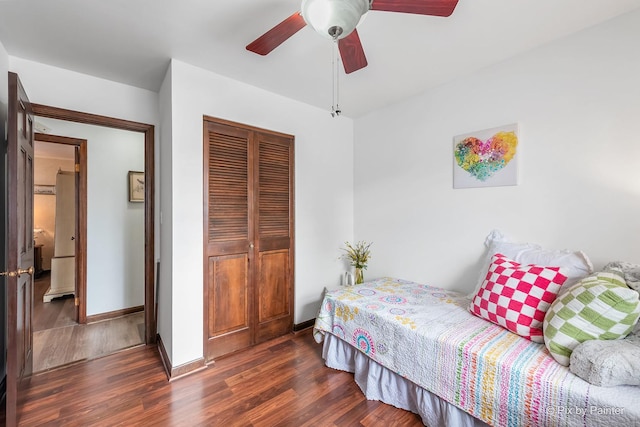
246, 0, 460, 74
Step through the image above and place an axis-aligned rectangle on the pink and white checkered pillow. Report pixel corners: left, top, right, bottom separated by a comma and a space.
469, 253, 568, 342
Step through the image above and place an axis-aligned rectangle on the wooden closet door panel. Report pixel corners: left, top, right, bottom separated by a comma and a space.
256, 249, 290, 342
204, 121, 254, 361
206, 254, 251, 359
254, 132, 293, 343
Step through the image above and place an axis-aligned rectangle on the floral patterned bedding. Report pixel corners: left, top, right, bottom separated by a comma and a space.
313, 277, 640, 427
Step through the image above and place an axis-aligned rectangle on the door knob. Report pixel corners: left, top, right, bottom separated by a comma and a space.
1, 266, 34, 277
249, 243, 254, 249
18, 266, 35, 276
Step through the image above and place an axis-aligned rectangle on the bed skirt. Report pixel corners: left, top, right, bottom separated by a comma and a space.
322, 333, 488, 427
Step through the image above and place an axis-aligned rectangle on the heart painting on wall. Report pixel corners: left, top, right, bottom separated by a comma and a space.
453, 123, 519, 189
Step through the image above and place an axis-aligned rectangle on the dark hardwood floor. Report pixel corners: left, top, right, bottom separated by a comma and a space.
16, 329, 424, 426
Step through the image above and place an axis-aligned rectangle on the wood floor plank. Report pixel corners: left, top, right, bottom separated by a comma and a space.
18, 329, 425, 426
32, 271, 146, 373
33, 272, 76, 332
33, 312, 145, 372
248, 388, 298, 426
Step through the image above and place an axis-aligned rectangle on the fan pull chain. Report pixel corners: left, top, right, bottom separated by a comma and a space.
331, 40, 341, 118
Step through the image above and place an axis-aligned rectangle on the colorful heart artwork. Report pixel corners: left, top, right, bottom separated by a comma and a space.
454, 130, 518, 182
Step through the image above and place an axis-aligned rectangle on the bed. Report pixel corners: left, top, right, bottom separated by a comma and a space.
313, 277, 640, 427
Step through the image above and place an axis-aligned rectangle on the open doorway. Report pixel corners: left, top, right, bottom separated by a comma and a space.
31, 103, 156, 347
31, 117, 146, 372
33, 138, 77, 333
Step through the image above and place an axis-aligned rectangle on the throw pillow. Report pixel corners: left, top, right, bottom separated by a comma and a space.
543, 271, 640, 366
468, 230, 592, 298
469, 253, 568, 342
569, 332, 640, 387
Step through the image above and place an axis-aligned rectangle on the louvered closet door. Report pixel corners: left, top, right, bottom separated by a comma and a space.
204, 121, 254, 360
204, 118, 294, 361
254, 132, 294, 344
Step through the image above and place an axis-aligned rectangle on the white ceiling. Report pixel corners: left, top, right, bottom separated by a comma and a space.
1, 0, 640, 118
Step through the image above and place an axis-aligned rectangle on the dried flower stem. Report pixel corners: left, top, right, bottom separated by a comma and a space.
340, 241, 372, 270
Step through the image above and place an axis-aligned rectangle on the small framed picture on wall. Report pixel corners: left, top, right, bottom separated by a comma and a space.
34, 184, 56, 195
453, 123, 519, 189
128, 171, 145, 202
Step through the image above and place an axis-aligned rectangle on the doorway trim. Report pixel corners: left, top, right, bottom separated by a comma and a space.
31, 103, 156, 344
34, 132, 87, 323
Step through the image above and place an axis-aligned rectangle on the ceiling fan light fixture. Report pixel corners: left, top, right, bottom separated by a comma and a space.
301, 0, 370, 40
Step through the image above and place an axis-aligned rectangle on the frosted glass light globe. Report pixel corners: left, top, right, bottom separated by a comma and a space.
301, 0, 370, 40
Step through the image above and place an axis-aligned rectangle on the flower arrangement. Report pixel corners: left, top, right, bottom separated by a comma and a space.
341, 241, 372, 284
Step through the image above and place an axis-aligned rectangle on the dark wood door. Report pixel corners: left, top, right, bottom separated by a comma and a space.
204, 121, 253, 360
254, 132, 294, 344
74, 145, 81, 323
203, 118, 294, 361
5, 72, 35, 426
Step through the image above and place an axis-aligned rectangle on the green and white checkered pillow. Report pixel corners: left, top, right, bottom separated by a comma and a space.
543, 271, 640, 366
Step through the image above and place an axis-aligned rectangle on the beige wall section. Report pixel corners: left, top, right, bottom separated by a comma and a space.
34, 150, 75, 270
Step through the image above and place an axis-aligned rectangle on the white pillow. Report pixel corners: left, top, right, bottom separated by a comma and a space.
468, 230, 593, 298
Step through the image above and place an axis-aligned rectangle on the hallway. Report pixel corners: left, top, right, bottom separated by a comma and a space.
33, 272, 145, 372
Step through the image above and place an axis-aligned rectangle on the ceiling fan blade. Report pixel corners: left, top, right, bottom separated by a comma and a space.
246, 12, 307, 55
338, 29, 368, 74
371, 0, 459, 17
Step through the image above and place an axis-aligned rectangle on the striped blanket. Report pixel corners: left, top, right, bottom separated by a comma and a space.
313, 278, 640, 427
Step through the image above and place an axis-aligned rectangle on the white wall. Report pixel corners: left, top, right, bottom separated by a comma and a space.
162, 59, 354, 366
86, 124, 145, 314
157, 63, 173, 359
9, 57, 159, 126
354, 10, 640, 293
34, 118, 145, 315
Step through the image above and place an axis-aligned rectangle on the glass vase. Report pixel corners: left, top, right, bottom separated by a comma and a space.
355, 267, 364, 284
